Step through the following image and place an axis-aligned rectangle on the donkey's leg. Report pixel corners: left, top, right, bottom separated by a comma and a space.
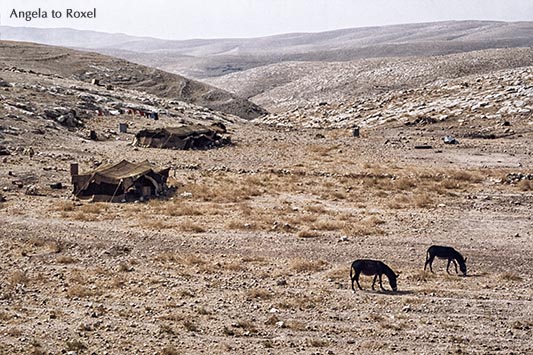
355, 271, 363, 290
351, 267, 357, 292
379, 274, 385, 291
424, 252, 431, 271
426, 254, 435, 273
372, 274, 378, 290
452, 259, 459, 274
446, 259, 452, 274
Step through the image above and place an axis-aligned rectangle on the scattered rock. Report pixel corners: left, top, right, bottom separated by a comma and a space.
443, 136, 459, 144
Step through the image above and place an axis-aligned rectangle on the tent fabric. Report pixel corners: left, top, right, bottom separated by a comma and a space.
71, 160, 169, 201
134, 123, 229, 150
92, 160, 166, 182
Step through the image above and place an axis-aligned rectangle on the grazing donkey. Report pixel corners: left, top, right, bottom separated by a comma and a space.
350, 259, 398, 292
424, 245, 467, 276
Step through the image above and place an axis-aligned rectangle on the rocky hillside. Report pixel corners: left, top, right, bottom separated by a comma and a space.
0, 41, 267, 119
201, 47, 533, 132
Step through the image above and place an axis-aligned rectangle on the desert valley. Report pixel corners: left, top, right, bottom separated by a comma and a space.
0, 20, 532, 354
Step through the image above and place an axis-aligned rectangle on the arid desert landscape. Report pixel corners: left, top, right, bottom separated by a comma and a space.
0, 21, 532, 355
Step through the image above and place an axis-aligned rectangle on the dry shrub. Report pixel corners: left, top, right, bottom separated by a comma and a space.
499, 272, 522, 281
179, 220, 206, 233
407, 270, 436, 282
80, 203, 107, 214
56, 255, 77, 264
160, 346, 179, 355
9, 270, 29, 286
305, 204, 326, 214
160, 313, 186, 322
440, 179, 462, 190
234, 320, 257, 333
55, 201, 76, 212
387, 194, 410, 209
140, 218, 174, 230
66, 340, 87, 352
308, 339, 329, 347
221, 262, 244, 272
450, 170, 482, 182
394, 177, 417, 190
0, 311, 12, 321
68, 269, 86, 284
517, 179, 532, 191
414, 193, 434, 208
290, 258, 328, 273
181, 176, 263, 203
241, 255, 266, 263
110, 276, 125, 289
69, 212, 99, 222
246, 288, 272, 300
297, 214, 318, 224
343, 216, 385, 236
183, 254, 208, 266
297, 230, 320, 238
66, 285, 97, 298
311, 219, 344, 231
183, 320, 199, 332
45, 240, 63, 253
164, 202, 203, 216
326, 267, 347, 281
282, 320, 304, 331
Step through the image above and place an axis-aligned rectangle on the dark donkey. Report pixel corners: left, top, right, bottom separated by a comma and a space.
424, 245, 467, 276
350, 259, 398, 292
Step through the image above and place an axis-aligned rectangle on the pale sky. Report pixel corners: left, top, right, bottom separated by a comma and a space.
1, 0, 533, 40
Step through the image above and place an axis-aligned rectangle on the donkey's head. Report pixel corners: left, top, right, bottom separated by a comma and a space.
459, 257, 467, 276
389, 273, 398, 292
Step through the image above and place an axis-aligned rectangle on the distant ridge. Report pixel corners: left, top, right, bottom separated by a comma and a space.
2, 21, 533, 78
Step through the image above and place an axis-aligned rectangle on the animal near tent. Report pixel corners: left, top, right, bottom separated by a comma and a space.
133, 123, 229, 150
71, 160, 170, 202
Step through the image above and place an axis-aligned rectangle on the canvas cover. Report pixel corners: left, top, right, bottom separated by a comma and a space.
134, 123, 229, 150
72, 160, 170, 201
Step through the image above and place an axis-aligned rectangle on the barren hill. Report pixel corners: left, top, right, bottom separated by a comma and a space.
0, 41, 266, 119
206, 47, 533, 114
3, 20, 533, 78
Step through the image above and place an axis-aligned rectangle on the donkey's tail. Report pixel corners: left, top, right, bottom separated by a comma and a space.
350, 262, 355, 280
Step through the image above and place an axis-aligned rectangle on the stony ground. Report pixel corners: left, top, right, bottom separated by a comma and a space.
1, 113, 532, 354
1, 42, 533, 355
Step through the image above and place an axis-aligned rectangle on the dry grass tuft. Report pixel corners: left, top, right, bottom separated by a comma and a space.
311, 219, 344, 231
246, 288, 273, 300
160, 346, 180, 355
499, 272, 522, 282
66, 340, 87, 352
414, 193, 434, 208
308, 339, 329, 347
296, 230, 320, 238
517, 179, 532, 191
56, 255, 77, 264
9, 270, 29, 286
234, 320, 257, 333
290, 258, 328, 273
66, 285, 98, 298
407, 270, 436, 282
183, 320, 199, 332
179, 220, 206, 233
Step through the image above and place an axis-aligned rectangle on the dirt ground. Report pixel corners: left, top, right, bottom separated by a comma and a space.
1, 112, 532, 355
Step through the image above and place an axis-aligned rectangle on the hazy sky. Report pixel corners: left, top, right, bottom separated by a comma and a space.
2, 0, 533, 39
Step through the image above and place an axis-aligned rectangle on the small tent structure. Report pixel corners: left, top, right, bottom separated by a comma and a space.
133, 123, 229, 150
71, 160, 170, 202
